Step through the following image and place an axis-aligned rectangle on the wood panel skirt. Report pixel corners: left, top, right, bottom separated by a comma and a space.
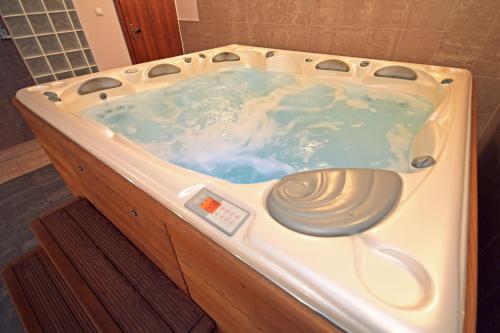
14, 97, 477, 332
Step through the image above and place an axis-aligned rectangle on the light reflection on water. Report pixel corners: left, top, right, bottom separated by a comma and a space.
81, 69, 433, 184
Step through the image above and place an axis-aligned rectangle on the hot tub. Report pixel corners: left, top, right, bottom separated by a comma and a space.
16, 45, 473, 332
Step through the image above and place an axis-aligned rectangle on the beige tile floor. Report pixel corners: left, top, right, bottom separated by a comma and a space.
0, 140, 51, 185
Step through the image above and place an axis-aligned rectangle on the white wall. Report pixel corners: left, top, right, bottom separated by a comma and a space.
73, 0, 132, 70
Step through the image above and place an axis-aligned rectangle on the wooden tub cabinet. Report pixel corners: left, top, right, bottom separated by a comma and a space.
15, 97, 477, 333
15, 98, 342, 333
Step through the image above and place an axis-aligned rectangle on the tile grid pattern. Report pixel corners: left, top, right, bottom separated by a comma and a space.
0, 0, 98, 84
179, 0, 500, 140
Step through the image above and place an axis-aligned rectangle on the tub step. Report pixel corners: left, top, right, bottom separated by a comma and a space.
2, 247, 97, 333
4, 197, 215, 333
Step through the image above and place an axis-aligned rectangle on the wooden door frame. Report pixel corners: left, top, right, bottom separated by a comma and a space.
112, 0, 139, 64
112, 0, 184, 64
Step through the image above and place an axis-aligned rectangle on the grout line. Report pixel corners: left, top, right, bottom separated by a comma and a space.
304, 1, 315, 52
400, 0, 412, 30
5, 0, 37, 81
263, 0, 267, 46
0, 144, 52, 185
11, 29, 84, 39
331, 25, 339, 55
264, 0, 267, 25
33, 65, 91, 78
365, 0, 375, 28
384, 27, 404, 61
4, 2, 95, 84
180, 18, 499, 35
475, 73, 500, 80
20, 1, 55, 80
23, 47, 91, 60
62, 0, 92, 72
283, 0, 289, 49
478, 283, 500, 306
470, 6, 500, 72
10, 29, 84, 43
0, 140, 40, 163
470, 6, 500, 139
3, 0, 93, 83
392, 0, 414, 61
2, 9, 76, 18
479, 225, 500, 257
359, 28, 369, 59
41, 0, 77, 79
439, 0, 455, 33
478, 104, 500, 139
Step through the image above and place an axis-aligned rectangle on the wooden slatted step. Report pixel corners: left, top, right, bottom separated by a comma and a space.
2, 247, 97, 333
3, 197, 215, 333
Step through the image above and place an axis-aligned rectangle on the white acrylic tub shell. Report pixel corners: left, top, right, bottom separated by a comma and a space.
17, 45, 472, 333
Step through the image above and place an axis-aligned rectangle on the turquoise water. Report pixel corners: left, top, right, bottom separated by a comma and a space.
81, 69, 433, 184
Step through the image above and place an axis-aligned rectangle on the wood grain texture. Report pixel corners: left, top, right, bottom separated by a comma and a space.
2, 247, 96, 333
37, 251, 97, 333
0, 139, 41, 163
464, 87, 478, 332
64, 199, 204, 332
15, 98, 188, 293
2, 249, 45, 333
32, 198, 213, 333
112, 0, 136, 63
15, 100, 348, 332
15, 97, 340, 332
41, 211, 174, 332
190, 314, 217, 333
178, 258, 265, 333
31, 218, 121, 333
113, 0, 183, 63
170, 218, 341, 333
14, 96, 478, 332
44, 151, 82, 196
0, 139, 51, 184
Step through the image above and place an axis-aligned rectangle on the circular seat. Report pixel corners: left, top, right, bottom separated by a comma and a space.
266, 168, 402, 237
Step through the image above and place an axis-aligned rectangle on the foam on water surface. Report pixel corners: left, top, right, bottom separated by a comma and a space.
81, 69, 433, 183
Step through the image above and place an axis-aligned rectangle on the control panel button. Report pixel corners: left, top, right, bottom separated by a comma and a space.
185, 188, 250, 236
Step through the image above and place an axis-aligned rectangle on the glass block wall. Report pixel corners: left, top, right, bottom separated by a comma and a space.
0, 0, 98, 84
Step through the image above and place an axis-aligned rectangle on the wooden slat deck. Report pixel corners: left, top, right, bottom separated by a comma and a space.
3, 247, 97, 333
3, 197, 215, 333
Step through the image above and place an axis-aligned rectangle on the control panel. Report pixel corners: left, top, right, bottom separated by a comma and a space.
185, 188, 249, 236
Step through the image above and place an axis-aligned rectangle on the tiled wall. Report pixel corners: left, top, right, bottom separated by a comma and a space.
178, 0, 500, 140
0, 0, 98, 84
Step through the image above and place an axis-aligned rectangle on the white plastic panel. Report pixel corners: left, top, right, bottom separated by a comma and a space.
15, 44, 472, 333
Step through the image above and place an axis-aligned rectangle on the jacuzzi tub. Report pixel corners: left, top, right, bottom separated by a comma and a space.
16, 45, 473, 332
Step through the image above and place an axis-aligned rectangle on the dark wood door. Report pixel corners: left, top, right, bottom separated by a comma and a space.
114, 0, 183, 64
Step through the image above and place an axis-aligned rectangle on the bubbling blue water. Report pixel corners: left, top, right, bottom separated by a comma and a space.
81, 69, 433, 183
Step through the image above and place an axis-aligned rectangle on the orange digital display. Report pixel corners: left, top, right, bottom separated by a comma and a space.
200, 197, 221, 214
